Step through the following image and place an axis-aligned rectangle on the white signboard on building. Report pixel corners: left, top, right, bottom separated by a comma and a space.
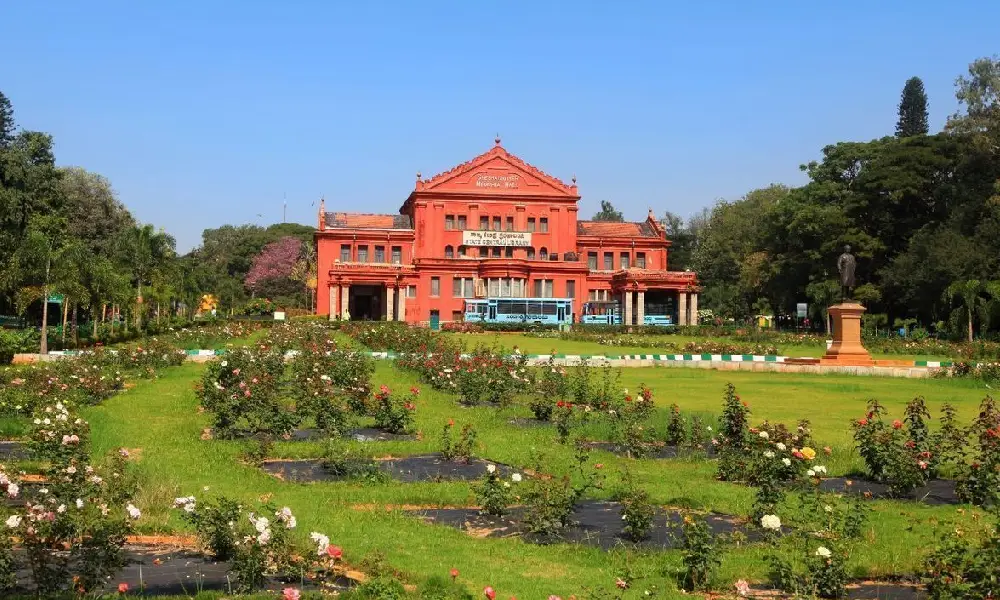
462, 230, 532, 247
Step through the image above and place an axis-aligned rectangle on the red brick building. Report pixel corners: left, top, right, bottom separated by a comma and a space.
315, 140, 699, 326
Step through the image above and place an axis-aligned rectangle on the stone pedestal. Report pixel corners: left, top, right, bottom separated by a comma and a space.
820, 302, 873, 366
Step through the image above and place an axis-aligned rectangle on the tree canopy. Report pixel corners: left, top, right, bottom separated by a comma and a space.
591, 200, 624, 222
896, 77, 929, 137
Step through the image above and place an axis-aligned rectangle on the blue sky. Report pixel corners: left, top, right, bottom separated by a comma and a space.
2, 1, 997, 252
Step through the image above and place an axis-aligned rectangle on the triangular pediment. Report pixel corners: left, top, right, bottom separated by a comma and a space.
416, 144, 577, 197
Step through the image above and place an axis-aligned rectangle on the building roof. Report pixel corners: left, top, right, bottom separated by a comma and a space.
414, 140, 578, 197
324, 212, 412, 230
577, 220, 660, 238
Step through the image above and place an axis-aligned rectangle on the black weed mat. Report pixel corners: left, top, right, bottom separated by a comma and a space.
586, 441, 716, 459
263, 455, 515, 483
0, 440, 27, 460
747, 581, 926, 599
285, 428, 415, 442
11, 546, 354, 596
819, 477, 961, 505
406, 501, 761, 550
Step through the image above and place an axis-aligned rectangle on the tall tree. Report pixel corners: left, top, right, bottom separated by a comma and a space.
591, 200, 624, 222
947, 56, 1000, 144
944, 279, 1000, 342
120, 224, 175, 328
896, 77, 929, 137
0, 91, 14, 147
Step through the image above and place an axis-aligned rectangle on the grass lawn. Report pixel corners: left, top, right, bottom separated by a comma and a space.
442, 333, 951, 362
79, 356, 990, 598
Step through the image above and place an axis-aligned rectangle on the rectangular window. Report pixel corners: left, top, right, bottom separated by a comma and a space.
512, 279, 523, 297
488, 278, 500, 297
453, 277, 462, 297
406, 285, 417, 298
540, 217, 548, 233
527, 218, 536, 232
532, 279, 554, 298
452, 278, 474, 298
505, 216, 514, 231
357, 246, 368, 263
504, 247, 513, 258
480, 216, 489, 230
340, 244, 351, 263
458, 246, 467, 258
533, 280, 543, 298
636, 252, 646, 268
444, 246, 454, 258
620, 252, 630, 269
493, 216, 501, 231
491, 246, 501, 258
445, 215, 455, 230
391, 246, 402, 264
457, 215, 467, 230
500, 278, 511, 297
566, 280, 576, 298
452, 310, 463, 322
587, 252, 598, 270
431, 277, 440, 297
604, 252, 613, 270
375, 246, 385, 263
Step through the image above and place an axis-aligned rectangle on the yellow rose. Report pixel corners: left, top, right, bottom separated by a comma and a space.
801, 447, 817, 460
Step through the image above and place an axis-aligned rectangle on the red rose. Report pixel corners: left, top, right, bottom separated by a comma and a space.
857, 418, 868, 426
450, 568, 459, 580
484, 587, 497, 600
118, 583, 129, 594
326, 545, 343, 560
892, 420, 903, 430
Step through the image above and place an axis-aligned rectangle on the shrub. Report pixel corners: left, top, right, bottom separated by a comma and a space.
371, 385, 417, 434
322, 439, 386, 482
922, 510, 1000, 600
289, 343, 374, 435
688, 415, 709, 450
474, 465, 520, 516
672, 514, 722, 592
617, 473, 655, 542
530, 358, 568, 421
198, 346, 297, 439
955, 397, 1000, 506
716, 384, 751, 481
28, 400, 91, 465
852, 398, 936, 495
665, 403, 686, 446
522, 445, 603, 536
440, 421, 477, 462
176, 494, 309, 592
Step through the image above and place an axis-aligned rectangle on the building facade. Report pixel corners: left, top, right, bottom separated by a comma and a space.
315, 140, 699, 326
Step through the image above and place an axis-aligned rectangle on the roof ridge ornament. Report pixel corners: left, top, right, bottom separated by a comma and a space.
495, 134, 501, 146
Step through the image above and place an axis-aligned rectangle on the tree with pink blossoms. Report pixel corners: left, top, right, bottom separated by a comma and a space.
244, 237, 304, 295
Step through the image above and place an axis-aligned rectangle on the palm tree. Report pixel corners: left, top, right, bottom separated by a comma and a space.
943, 280, 1000, 342
120, 224, 175, 329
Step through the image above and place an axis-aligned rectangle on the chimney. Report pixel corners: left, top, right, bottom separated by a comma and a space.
318, 198, 326, 229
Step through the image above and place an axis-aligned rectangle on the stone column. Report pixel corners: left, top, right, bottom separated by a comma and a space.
623, 291, 633, 326
340, 285, 349, 320
386, 287, 395, 321
328, 286, 337, 321
636, 291, 645, 325
397, 289, 406, 322
689, 293, 698, 326
678, 292, 688, 326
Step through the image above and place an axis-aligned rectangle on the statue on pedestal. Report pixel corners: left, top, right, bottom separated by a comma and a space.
837, 245, 856, 302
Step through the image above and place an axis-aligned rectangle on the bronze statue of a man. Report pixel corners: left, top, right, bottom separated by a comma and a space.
837, 245, 856, 301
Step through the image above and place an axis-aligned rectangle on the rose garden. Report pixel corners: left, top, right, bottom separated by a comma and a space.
0, 319, 996, 599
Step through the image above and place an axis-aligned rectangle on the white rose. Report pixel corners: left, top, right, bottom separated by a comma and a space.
486, 464, 496, 474
816, 546, 832, 558
76, 499, 84, 509
759, 431, 769, 440
760, 514, 781, 530
776, 442, 786, 451
511, 473, 522, 483
763, 451, 775, 458
5, 515, 20, 528
824, 505, 833, 513
782, 458, 792, 467
806, 469, 815, 477
127, 503, 141, 520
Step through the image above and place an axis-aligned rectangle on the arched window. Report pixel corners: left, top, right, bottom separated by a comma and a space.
458, 245, 467, 258
444, 245, 454, 258
539, 247, 548, 261
527, 247, 536, 260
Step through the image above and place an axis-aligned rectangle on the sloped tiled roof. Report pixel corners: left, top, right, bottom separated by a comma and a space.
577, 220, 659, 238
324, 212, 412, 230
